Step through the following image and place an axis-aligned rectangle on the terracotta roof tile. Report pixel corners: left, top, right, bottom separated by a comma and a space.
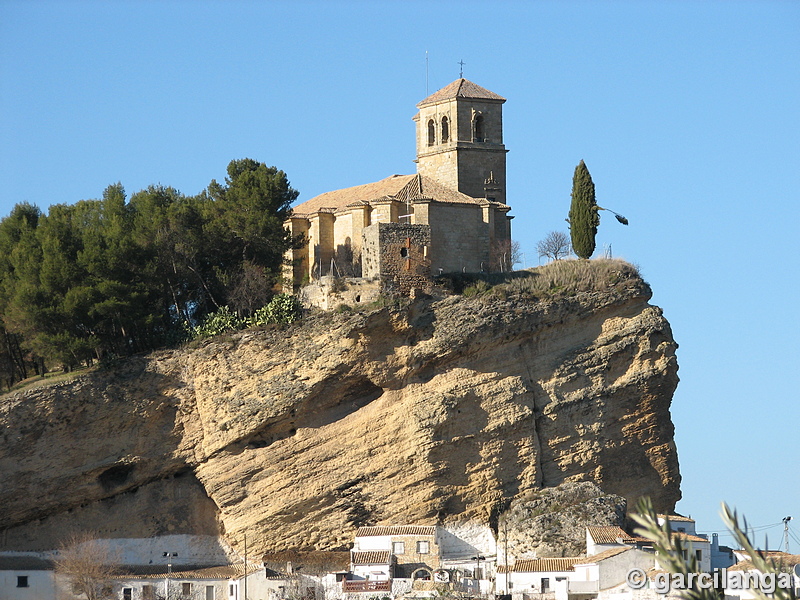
417, 79, 505, 107
355, 525, 437, 537
401, 174, 485, 206
728, 553, 800, 571
289, 174, 486, 219
290, 174, 415, 218
116, 563, 261, 580
497, 558, 583, 573
577, 547, 633, 563
672, 532, 709, 544
587, 526, 635, 545
657, 514, 696, 523
351, 550, 392, 566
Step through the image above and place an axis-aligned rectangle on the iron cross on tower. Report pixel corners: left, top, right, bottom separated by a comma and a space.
458, 59, 466, 78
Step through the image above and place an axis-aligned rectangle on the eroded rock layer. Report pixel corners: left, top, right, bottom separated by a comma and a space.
0, 277, 680, 555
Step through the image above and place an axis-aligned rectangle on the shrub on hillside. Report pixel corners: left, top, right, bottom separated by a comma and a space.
249, 294, 303, 326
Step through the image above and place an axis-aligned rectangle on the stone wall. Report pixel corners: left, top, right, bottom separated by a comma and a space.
427, 204, 485, 273
298, 277, 382, 311
362, 222, 432, 294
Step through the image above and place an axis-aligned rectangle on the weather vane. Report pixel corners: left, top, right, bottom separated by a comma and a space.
458, 59, 466, 78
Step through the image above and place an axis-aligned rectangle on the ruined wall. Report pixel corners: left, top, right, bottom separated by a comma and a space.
299, 277, 382, 311
362, 222, 431, 294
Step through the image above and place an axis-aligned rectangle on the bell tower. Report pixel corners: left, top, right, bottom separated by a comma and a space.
413, 78, 508, 203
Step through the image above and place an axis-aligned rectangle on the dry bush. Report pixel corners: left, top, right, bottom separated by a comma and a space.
491, 258, 642, 300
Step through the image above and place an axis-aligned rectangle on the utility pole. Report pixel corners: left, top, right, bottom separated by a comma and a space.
503, 521, 509, 595
783, 517, 792, 553
162, 552, 177, 600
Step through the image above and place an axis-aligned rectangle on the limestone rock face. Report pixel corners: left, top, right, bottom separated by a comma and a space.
501, 481, 627, 559
0, 277, 680, 555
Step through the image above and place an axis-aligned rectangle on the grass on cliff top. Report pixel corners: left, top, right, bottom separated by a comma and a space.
438, 258, 643, 300
0, 365, 96, 398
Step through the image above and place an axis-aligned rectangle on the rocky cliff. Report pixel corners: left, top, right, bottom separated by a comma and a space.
0, 264, 680, 556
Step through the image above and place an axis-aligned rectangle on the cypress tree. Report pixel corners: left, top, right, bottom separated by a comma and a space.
568, 160, 599, 259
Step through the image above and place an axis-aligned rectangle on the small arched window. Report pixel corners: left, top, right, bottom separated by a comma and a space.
473, 114, 484, 142
441, 116, 449, 143
427, 119, 435, 146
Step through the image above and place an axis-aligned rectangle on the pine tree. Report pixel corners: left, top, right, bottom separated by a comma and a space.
568, 160, 599, 259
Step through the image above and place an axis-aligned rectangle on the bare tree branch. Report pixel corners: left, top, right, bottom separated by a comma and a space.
536, 231, 571, 262
55, 532, 120, 600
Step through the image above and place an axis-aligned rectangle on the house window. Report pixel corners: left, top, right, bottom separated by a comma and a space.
441, 116, 449, 143
123, 589, 133, 600
16, 575, 29, 588
206, 586, 215, 600
416, 541, 430, 554
393, 541, 405, 554
473, 114, 484, 142
696, 550, 702, 562
427, 119, 435, 146
183, 582, 192, 595
541, 578, 550, 592
143, 585, 155, 600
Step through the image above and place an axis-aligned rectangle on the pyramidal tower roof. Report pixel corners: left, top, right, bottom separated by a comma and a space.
417, 78, 506, 108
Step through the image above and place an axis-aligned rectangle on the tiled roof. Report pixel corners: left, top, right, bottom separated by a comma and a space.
657, 514, 696, 523
355, 525, 437, 537
417, 79, 505, 107
672, 532, 709, 544
728, 553, 800, 572
290, 174, 415, 217
351, 550, 392, 566
577, 547, 633, 564
117, 563, 261, 580
262, 550, 350, 573
399, 174, 487, 206
502, 557, 583, 573
0, 556, 55, 571
587, 526, 635, 544
289, 174, 486, 219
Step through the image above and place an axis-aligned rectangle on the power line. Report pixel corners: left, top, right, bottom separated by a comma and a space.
696, 521, 784, 535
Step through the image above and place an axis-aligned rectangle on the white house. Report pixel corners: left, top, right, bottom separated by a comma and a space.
0, 554, 57, 600
585, 527, 643, 556
113, 562, 263, 600
350, 550, 393, 582
496, 557, 583, 597
656, 515, 696, 535
349, 524, 496, 597
651, 515, 711, 572
572, 547, 656, 596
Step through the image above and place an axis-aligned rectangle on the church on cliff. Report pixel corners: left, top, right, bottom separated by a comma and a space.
284, 78, 514, 288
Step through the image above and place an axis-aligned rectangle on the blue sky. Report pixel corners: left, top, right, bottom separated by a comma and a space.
2, 1, 799, 549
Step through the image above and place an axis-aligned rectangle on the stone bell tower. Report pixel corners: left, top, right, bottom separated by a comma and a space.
413, 78, 508, 204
